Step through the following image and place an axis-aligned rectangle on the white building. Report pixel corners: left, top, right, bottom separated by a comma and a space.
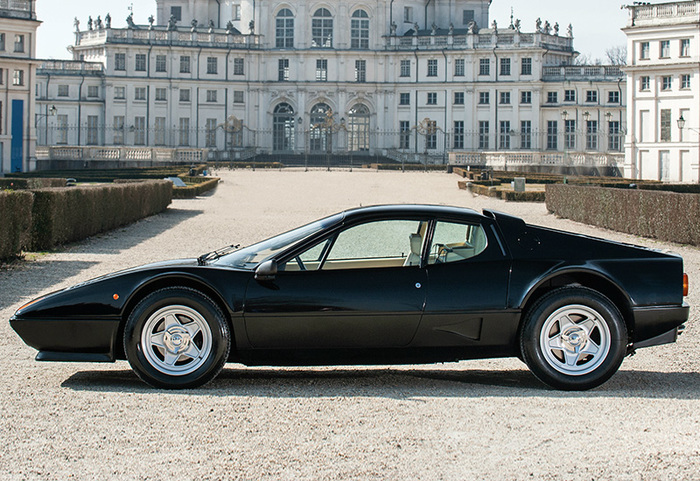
34, 0, 626, 172
0, 0, 40, 173
623, 1, 699, 182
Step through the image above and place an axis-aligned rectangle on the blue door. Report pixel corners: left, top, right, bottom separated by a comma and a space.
11, 99, 24, 172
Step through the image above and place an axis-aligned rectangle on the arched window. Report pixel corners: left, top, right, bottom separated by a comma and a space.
351, 10, 369, 49
312, 8, 333, 48
310, 103, 332, 152
348, 104, 370, 152
273, 103, 295, 151
276, 9, 294, 48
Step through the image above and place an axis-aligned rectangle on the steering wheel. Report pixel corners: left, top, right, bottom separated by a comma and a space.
294, 256, 306, 271
434, 243, 453, 264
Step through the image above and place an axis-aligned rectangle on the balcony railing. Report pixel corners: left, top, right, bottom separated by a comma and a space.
542, 65, 624, 81
385, 30, 573, 52
76, 26, 261, 50
628, 1, 699, 26
38, 60, 104, 76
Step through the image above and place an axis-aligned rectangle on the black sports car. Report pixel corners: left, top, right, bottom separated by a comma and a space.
11, 205, 689, 390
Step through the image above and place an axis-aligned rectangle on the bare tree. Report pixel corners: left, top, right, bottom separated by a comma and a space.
574, 53, 603, 66
605, 45, 628, 65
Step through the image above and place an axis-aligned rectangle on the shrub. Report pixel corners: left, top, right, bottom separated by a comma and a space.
0, 191, 34, 260
172, 177, 220, 199
501, 190, 546, 202
0, 178, 65, 189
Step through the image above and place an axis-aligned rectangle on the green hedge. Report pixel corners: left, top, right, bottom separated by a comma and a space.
31, 180, 172, 250
370, 163, 448, 171
0, 178, 66, 189
546, 184, 700, 245
0, 191, 34, 260
501, 190, 546, 202
172, 177, 220, 199
6, 167, 199, 183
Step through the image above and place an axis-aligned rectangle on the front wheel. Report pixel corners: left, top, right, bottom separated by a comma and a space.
520, 287, 627, 391
124, 287, 231, 389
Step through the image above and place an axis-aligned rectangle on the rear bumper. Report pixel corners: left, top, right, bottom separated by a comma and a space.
631, 303, 689, 346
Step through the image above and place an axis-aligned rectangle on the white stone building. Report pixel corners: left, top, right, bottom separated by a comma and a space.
34, 0, 626, 172
623, 1, 699, 182
0, 0, 40, 173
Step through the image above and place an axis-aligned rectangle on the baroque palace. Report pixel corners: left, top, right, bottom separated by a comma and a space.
30, 0, 629, 173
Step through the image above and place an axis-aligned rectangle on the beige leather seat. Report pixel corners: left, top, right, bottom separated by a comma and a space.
404, 233, 422, 266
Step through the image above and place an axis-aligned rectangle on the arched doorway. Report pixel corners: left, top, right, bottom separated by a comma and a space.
348, 104, 370, 152
273, 103, 295, 151
310, 103, 332, 152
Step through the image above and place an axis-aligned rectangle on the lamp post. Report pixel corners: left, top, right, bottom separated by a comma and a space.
561, 110, 569, 166
36, 105, 57, 145
312, 109, 346, 172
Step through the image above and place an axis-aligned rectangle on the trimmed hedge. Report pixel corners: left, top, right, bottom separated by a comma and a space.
172, 177, 220, 199
546, 184, 700, 245
0, 178, 65, 189
6, 166, 201, 183
31, 180, 172, 250
370, 163, 448, 171
0, 191, 34, 260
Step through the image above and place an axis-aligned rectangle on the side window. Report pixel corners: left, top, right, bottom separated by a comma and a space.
428, 221, 488, 264
282, 238, 332, 272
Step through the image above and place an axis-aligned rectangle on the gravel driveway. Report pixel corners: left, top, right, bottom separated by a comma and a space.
2, 169, 699, 480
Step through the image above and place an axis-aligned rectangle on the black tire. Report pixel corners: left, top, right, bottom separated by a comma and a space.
520, 286, 627, 391
124, 287, 231, 389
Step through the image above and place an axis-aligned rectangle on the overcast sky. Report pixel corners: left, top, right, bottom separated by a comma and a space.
35, 0, 629, 62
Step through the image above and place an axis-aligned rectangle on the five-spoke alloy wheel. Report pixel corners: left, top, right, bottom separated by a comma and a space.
124, 287, 231, 389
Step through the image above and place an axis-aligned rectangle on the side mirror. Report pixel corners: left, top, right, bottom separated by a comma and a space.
254, 259, 278, 281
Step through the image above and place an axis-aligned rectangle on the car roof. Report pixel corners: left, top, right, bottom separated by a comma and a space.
341, 204, 485, 220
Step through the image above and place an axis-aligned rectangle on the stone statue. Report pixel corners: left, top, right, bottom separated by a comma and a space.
535, 17, 542, 33
554, 22, 559, 36
567, 24, 573, 37
209, 20, 215, 33
191, 19, 198, 32
167, 15, 177, 31
514, 19, 521, 33
87, 16, 93, 30
95, 16, 102, 30
448, 23, 454, 35
491, 19, 497, 31
126, 13, 136, 29
413, 22, 419, 35
249, 20, 254, 34
390, 21, 397, 35
431, 23, 437, 35
543, 20, 551, 35
74, 17, 80, 33
226, 20, 234, 34
105, 13, 111, 29
148, 15, 155, 29
467, 20, 477, 34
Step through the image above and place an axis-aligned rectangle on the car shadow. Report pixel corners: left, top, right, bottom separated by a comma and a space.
61, 367, 700, 400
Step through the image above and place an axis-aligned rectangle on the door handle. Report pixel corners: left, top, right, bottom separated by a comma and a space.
415, 282, 422, 289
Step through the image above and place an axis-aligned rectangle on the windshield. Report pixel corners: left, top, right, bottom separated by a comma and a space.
215, 212, 344, 269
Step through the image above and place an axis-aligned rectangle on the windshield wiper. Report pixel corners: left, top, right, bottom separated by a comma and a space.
197, 244, 240, 265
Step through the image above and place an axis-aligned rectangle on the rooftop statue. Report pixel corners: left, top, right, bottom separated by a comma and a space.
105, 13, 111, 29
95, 16, 102, 30
74, 17, 80, 33
191, 19, 198, 32
126, 13, 137, 29
167, 15, 177, 31
87, 16, 93, 31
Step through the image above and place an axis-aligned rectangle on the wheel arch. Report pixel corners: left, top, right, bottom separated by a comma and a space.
113, 274, 234, 360
518, 269, 634, 340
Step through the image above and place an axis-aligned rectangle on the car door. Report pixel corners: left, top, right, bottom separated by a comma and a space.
414, 218, 513, 347
244, 218, 429, 349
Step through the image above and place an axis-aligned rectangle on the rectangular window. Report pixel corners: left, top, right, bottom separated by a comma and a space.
586, 90, 598, 103
478, 121, 489, 150
206, 89, 217, 102
500, 92, 511, 105
662, 76, 672, 91
355, 60, 366, 82
180, 56, 191, 73
114, 86, 125, 100
399, 121, 410, 149
479, 91, 490, 105
608, 91, 620, 104
0, 33, 5, 51
278, 59, 290, 81
135, 54, 146, 72
233, 58, 244, 76
660, 109, 671, 142
454, 92, 464, 105
233, 91, 244, 104
521, 91, 532, 104
399, 93, 410, 105
156, 55, 167, 73
234, 5, 241, 20
87, 85, 99, 98
404, 6, 413, 23
680, 39, 690, 57
14, 34, 24, 53
57, 85, 69, 97
113, 115, 125, 145
479, 59, 490, 76
87, 115, 99, 145
316, 59, 328, 81
453, 121, 464, 149
462, 9, 474, 25
608, 121, 621, 152
547, 92, 558, 104
564, 90, 576, 102
499, 121, 511, 149
134, 116, 146, 146
12, 70, 23, 86
427, 59, 438, 77
660, 40, 670, 58
454, 59, 465, 77
521, 58, 532, 76
500, 58, 511, 76
400, 60, 411, 77
180, 89, 191, 102
586, 120, 598, 150
57, 115, 68, 144
179, 118, 190, 146
681, 74, 691, 90
206, 118, 217, 147
547, 121, 558, 150
207, 57, 218, 74
115, 53, 126, 71
134, 87, 146, 101
565, 119, 576, 150
640, 42, 650, 60
171, 6, 182, 21
154, 117, 166, 146
155, 88, 167, 101
427, 92, 437, 105
520, 121, 531, 149
640, 76, 650, 91
426, 121, 437, 149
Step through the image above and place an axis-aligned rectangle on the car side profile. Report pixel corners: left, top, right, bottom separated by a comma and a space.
11, 205, 689, 390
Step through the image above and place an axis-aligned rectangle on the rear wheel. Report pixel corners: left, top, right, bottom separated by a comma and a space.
520, 287, 627, 391
124, 287, 230, 389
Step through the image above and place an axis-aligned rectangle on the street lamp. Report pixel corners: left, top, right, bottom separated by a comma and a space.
36, 105, 57, 145
677, 115, 686, 131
